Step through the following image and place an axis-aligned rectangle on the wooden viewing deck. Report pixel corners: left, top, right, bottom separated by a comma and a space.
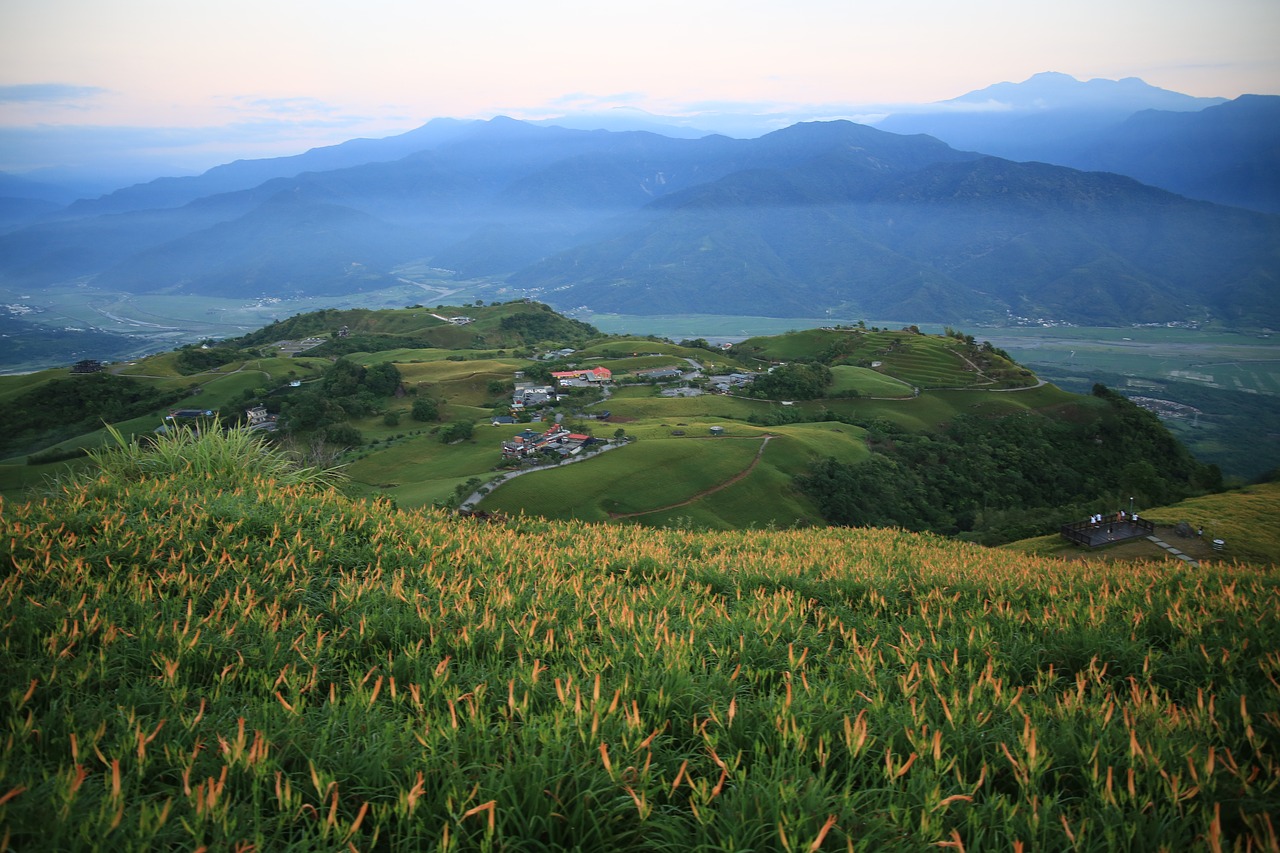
1060, 516, 1156, 549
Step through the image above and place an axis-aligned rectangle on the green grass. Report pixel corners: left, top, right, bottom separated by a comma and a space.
478, 422, 868, 528
600, 388, 771, 422
0, 369, 68, 403
479, 436, 766, 521
736, 328, 852, 361
344, 428, 507, 508
636, 425, 869, 530
827, 364, 914, 397
1141, 482, 1280, 565
601, 356, 690, 374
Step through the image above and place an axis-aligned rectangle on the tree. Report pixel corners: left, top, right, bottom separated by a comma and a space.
411, 398, 440, 422
323, 423, 364, 448
364, 361, 402, 396
749, 363, 832, 400
322, 359, 367, 398
439, 421, 474, 444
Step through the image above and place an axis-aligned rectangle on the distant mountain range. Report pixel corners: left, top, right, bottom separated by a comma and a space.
1, 73, 1277, 331
876, 72, 1279, 213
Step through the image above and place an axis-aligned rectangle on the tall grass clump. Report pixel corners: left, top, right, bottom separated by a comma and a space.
79, 422, 345, 491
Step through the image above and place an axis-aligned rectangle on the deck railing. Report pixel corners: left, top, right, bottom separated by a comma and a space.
1060, 516, 1155, 549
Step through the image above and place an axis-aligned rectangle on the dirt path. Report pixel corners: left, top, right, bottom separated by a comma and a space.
609, 436, 773, 519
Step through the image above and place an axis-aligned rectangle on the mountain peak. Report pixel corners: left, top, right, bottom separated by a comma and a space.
944, 72, 1224, 113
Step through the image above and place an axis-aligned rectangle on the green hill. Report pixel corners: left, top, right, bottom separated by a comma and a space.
0, 304, 1223, 545
1, 428, 1276, 850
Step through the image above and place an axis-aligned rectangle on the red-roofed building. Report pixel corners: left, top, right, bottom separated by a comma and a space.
551, 366, 612, 384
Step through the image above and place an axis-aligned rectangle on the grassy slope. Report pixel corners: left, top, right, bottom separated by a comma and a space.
2, 457, 1277, 850
478, 421, 868, 528
738, 328, 1038, 392
479, 437, 768, 522
1007, 482, 1280, 566
827, 364, 914, 397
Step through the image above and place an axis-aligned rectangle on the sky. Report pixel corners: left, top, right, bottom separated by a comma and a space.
2, 0, 1278, 182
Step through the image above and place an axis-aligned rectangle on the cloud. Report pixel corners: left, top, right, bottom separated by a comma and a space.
0, 83, 108, 103
236, 96, 345, 116
885, 99, 1017, 116
543, 92, 647, 110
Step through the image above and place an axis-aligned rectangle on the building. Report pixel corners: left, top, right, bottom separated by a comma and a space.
634, 366, 684, 381
708, 373, 754, 392
245, 405, 278, 432
512, 383, 557, 411
551, 366, 612, 384
500, 424, 598, 460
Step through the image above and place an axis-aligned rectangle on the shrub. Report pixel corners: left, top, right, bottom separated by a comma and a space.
79, 423, 345, 490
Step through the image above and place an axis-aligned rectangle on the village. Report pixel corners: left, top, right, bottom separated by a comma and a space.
493, 353, 761, 462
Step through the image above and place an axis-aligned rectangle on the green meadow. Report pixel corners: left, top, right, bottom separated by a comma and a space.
827, 364, 914, 397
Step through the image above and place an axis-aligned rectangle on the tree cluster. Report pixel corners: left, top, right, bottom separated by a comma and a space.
798, 388, 1222, 544
174, 345, 242, 375
498, 306, 599, 344
281, 359, 404, 440
747, 363, 833, 400
2, 374, 187, 458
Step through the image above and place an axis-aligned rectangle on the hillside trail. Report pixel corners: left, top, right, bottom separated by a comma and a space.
937, 347, 1047, 391
608, 435, 774, 520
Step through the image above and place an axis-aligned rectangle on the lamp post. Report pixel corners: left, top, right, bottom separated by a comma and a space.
1129, 496, 1134, 517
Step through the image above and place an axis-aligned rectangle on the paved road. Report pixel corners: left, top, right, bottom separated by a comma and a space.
460, 442, 624, 509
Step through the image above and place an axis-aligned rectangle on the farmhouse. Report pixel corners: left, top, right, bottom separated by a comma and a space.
158, 407, 217, 435
501, 424, 598, 460
551, 366, 612, 385
245, 405, 278, 432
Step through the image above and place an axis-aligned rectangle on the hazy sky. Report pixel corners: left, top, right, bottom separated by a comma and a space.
2, 0, 1277, 178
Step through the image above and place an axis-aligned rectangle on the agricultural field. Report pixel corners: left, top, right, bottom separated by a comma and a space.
737, 328, 1032, 391
0, 281, 452, 372
1, 429, 1277, 850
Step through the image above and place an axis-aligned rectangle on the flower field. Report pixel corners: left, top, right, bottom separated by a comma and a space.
2, 450, 1278, 849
